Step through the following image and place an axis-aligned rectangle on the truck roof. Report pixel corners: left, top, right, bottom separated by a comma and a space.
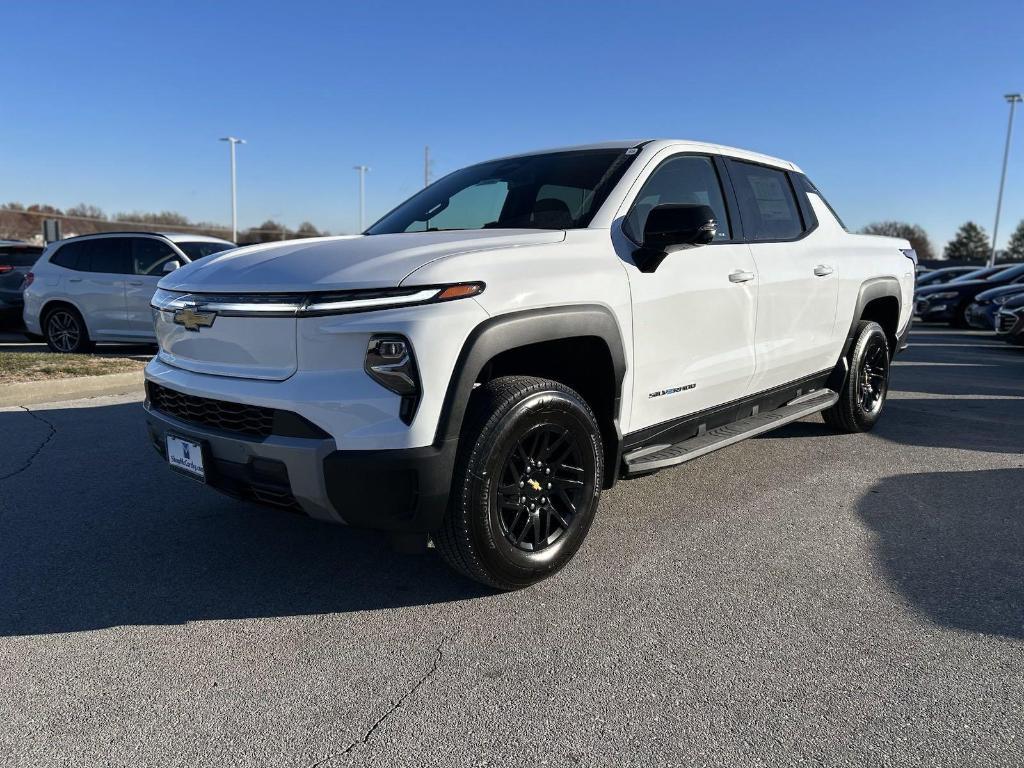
493, 139, 800, 172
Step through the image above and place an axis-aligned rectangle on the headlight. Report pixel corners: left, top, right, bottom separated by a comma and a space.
301, 283, 484, 316
994, 294, 1016, 305
928, 291, 960, 301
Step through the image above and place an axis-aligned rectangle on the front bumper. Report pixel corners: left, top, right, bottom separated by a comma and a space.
144, 399, 456, 532
996, 310, 1024, 342
914, 297, 955, 322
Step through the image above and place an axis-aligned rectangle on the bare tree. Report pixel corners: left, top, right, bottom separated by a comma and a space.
860, 221, 934, 261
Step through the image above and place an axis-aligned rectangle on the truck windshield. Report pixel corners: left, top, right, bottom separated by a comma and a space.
366, 148, 637, 235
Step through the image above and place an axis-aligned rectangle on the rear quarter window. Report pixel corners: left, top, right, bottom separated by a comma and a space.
50, 241, 86, 270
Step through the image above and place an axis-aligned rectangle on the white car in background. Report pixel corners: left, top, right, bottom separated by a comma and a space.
23, 231, 234, 352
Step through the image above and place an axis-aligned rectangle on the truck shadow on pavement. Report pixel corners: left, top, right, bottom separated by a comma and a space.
857, 468, 1024, 640
761, 396, 1024, 455
0, 402, 491, 637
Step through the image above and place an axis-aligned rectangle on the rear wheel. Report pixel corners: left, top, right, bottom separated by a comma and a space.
823, 320, 890, 433
43, 306, 94, 354
436, 375, 603, 590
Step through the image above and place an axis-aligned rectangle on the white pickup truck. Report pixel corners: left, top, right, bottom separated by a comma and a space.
144, 140, 916, 589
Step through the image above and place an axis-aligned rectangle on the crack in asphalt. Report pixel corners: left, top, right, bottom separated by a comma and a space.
309, 638, 446, 767
0, 406, 57, 482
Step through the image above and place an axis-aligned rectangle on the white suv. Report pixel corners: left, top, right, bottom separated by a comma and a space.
23, 231, 234, 352
143, 140, 915, 589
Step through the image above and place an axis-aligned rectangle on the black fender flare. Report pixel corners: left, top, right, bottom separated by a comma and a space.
433, 303, 628, 452
841, 277, 903, 359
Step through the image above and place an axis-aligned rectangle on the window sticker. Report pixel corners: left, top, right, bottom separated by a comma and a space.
749, 175, 792, 221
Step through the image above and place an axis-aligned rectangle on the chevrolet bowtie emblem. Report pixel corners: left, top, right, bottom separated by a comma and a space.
527, 479, 543, 492
173, 307, 217, 332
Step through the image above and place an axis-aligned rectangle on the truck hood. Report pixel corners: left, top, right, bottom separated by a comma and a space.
158, 229, 565, 293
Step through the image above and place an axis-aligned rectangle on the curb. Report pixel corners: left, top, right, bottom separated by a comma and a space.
0, 371, 145, 407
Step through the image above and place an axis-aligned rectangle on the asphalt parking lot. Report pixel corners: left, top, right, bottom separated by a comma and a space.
1, 328, 1022, 767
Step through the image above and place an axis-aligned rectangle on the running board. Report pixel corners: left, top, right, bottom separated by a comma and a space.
622, 389, 839, 476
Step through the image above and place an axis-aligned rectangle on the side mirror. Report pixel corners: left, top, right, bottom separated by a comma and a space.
162, 260, 182, 273
643, 204, 717, 250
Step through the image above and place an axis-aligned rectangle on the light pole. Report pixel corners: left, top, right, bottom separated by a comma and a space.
353, 165, 370, 231
990, 94, 1022, 267
220, 136, 246, 242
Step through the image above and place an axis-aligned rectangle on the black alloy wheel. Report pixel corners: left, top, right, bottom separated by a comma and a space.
437, 375, 603, 590
857, 342, 888, 416
823, 320, 890, 433
496, 423, 586, 553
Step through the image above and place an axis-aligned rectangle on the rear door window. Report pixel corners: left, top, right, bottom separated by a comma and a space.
83, 238, 132, 274
726, 160, 805, 241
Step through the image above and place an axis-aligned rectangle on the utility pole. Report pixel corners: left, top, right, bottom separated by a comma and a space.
219, 137, 246, 242
353, 165, 370, 231
990, 93, 1022, 267
424, 145, 431, 188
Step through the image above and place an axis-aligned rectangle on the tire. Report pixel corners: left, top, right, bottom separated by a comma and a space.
436, 375, 604, 590
823, 320, 890, 433
950, 300, 971, 329
43, 305, 94, 354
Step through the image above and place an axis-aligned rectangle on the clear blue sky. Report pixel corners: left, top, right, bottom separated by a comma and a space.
2, 0, 1023, 251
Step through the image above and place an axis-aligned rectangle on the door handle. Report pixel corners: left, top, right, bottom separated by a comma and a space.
68, 277, 82, 283
813, 264, 834, 277
729, 269, 755, 283
128, 280, 143, 286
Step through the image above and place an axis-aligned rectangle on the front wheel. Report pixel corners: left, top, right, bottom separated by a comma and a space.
436, 376, 604, 590
823, 320, 890, 433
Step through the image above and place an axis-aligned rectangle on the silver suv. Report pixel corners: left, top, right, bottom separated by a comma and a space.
23, 231, 234, 352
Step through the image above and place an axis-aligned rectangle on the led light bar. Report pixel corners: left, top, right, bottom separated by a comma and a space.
151, 283, 484, 318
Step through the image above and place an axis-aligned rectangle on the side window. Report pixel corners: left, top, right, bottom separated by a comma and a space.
132, 238, 179, 275
83, 238, 132, 275
50, 241, 86, 270
623, 155, 732, 243
727, 160, 804, 241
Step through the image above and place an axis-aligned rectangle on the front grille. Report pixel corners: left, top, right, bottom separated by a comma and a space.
147, 382, 275, 438
998, 313, 1018, 334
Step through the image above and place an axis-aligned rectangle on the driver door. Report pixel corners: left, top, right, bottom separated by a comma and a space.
617, 153, 758, 432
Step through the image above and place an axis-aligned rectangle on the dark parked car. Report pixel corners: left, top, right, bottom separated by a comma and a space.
995, 293, 1024, 345
915, 265, 985, 288
0, 240, 44, 326
965, 283, 1024, 330
915, 263, 1024, 326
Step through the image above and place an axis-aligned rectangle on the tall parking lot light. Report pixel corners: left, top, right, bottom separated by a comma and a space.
991, 94, 1022, 267
353, 165, 370, 232
220, 137, 246, 242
